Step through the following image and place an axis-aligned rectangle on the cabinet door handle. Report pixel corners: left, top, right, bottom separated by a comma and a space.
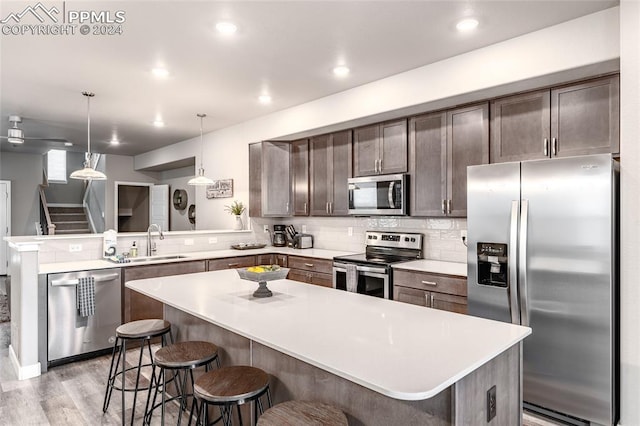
543, 138, 549, 156
447, 199, 452, 215
326, 202, 329, 215
228, 263, 239, 267
304, 202, 307, 214
329, 202, 333, 215
286, 202, 289, 213
379, 158, 383, 174
552, 137, 558, 156
442, 200, 447, 215
421, 280, 437, 286
430, 294, 435, 308
304, 263, 314, 268
424, 293, 429, 306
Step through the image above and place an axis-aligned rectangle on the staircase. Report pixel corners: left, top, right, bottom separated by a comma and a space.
48, 206, 91, 235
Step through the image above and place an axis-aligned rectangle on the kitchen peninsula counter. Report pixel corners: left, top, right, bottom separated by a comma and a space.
127, 269, 530, 424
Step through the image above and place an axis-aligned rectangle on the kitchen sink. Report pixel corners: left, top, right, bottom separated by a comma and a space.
126, 255, 189, 263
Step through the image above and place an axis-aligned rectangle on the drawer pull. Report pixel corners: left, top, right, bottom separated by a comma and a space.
304, 263, 314, 267
228, 263, 239, 267
421, 280, 437, 286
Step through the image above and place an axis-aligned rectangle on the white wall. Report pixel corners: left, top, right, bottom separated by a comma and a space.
619, 1, 640, 424
158, 166, 195, 231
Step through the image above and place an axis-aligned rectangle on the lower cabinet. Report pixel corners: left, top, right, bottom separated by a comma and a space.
287, 255, 333, 288
206, 256, 256, 271
256, 253, 288, 267
393, 269, 467, 314
123, 260, 206, 323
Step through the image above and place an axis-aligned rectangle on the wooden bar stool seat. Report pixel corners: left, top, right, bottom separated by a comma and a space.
257, 401, 348, 426
144, 341, 220, 426
102, 319, 173, 425
194, 365, 273, 426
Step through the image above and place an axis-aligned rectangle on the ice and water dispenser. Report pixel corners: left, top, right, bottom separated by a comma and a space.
476, 243, 508, 288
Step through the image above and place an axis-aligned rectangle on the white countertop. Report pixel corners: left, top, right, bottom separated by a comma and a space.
393, 259, 468, 277
38, 247, 354, 274
126, 269, 530, 401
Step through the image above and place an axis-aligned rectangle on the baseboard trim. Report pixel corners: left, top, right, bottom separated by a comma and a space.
9, 344, 41, 380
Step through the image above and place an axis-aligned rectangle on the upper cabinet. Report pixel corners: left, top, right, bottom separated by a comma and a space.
249, 141, 292, 217
491, 75, 619, 163
410, 103, 489, 217
354, 119, 407, 176
310, 130, 353, 216
291, 139, 309, 216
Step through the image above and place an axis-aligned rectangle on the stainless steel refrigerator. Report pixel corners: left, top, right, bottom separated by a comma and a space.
467, 154, 618, 425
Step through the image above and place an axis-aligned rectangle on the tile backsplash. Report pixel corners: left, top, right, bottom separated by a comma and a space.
251, 216, 467, 263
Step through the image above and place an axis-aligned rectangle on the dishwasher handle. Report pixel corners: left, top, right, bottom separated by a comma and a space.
50, 273, 120, 287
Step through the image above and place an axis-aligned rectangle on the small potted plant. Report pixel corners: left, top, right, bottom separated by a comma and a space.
225, 200, 246, 230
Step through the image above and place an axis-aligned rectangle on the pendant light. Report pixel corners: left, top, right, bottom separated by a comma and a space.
188, 113, 214, 186
70, 91, 107, 180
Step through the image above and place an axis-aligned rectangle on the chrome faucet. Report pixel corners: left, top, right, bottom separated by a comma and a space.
147, 223, 164, 256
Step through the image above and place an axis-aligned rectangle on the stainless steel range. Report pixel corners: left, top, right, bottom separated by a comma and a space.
333, 231, 423, 299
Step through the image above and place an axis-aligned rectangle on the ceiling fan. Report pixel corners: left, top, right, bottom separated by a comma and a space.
0, 115, 69, 145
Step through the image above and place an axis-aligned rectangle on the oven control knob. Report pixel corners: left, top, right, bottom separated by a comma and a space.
411, 238, 416, 242
404, 237, 409, 242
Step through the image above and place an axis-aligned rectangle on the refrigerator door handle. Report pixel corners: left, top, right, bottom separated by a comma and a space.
519, 199, 530, 326
509, 200, 521, 324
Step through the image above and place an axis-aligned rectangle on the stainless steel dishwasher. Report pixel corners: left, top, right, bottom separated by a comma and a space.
48, 268, 121, 365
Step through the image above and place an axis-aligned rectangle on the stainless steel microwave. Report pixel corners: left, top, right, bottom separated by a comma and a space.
348, 174, 408, 215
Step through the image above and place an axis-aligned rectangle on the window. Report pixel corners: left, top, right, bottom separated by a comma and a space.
46, 149, 67, 183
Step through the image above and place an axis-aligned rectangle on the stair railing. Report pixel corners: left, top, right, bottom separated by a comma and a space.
38, 184, 56, 235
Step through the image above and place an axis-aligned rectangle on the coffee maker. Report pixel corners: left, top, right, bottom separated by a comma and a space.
272, 225, 287, 247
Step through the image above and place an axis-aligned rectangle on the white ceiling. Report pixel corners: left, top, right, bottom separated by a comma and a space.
0, 1, 618, 156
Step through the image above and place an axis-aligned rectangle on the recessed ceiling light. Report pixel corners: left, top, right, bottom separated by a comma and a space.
333, 65, 350, 77
110, 138, 120, 145
153, 119, 165, 128
258, 95, 272, 104
151, 67, 170, 78
64, 142, 73, 147
216, 21, 237, 34
456, 18, 479, 32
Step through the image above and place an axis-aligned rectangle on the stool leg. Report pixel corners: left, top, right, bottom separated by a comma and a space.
161, 365, 167, 426
143, 364, 158, 425
129, 340, 146, 426
103, 337, 121, 413
121, 339, 127, 426
177, 369, 189, 426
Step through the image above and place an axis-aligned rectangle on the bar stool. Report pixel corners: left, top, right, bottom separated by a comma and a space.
194, 365, 272, 426
102, 319, 172, 425
257, 401, 348, 426
143, 341, 220, 426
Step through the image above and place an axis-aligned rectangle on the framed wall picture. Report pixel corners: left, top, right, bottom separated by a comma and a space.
206, 179, 233, 199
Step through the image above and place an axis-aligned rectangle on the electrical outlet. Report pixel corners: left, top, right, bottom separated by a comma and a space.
209, 237, 218, 244
348, 227, 353, 237
263, 225, 269, 233
69, 244, 82, 252
184, 239, 194, 246
487, 385, 497, 422
301, 225, 307, 233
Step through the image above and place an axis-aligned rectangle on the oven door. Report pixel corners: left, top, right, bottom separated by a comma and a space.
333, 262, 390, 299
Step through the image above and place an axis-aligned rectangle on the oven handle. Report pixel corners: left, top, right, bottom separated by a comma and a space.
333, 263, 388, 275
50, 273, 120, 287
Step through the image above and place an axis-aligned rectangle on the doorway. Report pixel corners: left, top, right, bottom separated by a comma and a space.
0, 181, 11, 275
114, 182, 168, 232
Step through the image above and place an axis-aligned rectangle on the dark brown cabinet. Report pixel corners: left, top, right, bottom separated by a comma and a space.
207, 256, 256, 271
409, 103, 489, 217
491, 75, 619, 163
393, 269, 467, 314
287, 255, 333, 288
309, 130, 352, 216
354, 119, 407, 177
249, 141, 292, 217
123, 260, 206, 323
291, 139, 310, 216
256, 253, 288, 267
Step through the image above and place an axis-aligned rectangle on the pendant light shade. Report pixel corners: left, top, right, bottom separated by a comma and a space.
70, 91, 107, 181
188, 113, 214, 186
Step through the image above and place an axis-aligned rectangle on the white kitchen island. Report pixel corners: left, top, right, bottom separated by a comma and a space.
127, 269, 530, 425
